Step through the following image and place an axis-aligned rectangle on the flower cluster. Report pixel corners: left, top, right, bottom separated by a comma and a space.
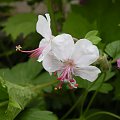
16, 14, 101, 89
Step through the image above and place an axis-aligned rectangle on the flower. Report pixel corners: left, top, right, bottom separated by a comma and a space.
117, 59, 120, 68
16, 13, 54, 62
43, 34, 101, 89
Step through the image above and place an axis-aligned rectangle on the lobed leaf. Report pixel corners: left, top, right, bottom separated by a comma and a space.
16, 108, 58, 120
85, 30, 102, 44
3, 13, 37, 40
105, 40, 120, 60
76, 72, 113, 94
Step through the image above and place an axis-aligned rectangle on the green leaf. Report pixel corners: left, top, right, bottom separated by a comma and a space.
85, 30, 98, 37
0, 59, 43, 85
85, 30, 102, 44
113, 74, 120, 100
33, 72, 57, 92
0, 60, 57, 120
16, 108, 58, 120
105, 71, 115, 81
62, 11, 96, 39
0, 82, 8, 101
76, 73, 113, 94
33, 72, 56, 85
67, 0, 120, 43
105, 40, 120, 60
3, 13, 37, 40
89, 83, 113, 94
86, 109, 117, 120
0, 106, 7, 120
0, 77, 36, 120
97, 1, 120, 43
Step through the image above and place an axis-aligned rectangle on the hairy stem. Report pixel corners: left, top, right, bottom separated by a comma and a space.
84, 72, 106, 115
60, 93, 84, 120
80, 74, 102, 115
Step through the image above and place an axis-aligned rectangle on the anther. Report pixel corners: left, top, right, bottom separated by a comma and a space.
75, 84, 78, 87
16, 45, 22, 51
54, 87, 58, 90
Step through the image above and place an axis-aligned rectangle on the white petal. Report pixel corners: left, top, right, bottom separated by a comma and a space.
42, 53, 63, 72
45, 13, 50, 28
52, 34, 74, 61
37, 43, 51, 62
74, 66, 101, 82
37, 54, 44, 62
72, 39, 99, 66
37, 38, 50, 62
36, 14, 52, 40
42, 43, 51, 57
39, 38, 49, 48
37, 38, 51, 62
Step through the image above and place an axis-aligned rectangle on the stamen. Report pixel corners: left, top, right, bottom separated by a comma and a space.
68, 78, 78, 89
57, 66, 71, 81
75, 84, 78, 87
54, 81, 63, 90
16, 45, 45, 58
54, 71, 57, 76
56, 59, 78, 89
68, 84, 74, 89
54, 87, 58, 90
69, 79, 75, 82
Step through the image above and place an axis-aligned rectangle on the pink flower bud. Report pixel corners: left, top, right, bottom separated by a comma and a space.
117, 59, 120, 68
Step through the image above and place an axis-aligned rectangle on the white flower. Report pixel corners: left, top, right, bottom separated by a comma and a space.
43, 34, 101, 89
36, 13, 53, 62
16, 13, 53, 62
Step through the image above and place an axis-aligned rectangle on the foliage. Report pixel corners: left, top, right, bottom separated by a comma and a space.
16, 109, 58, 120
85, 30, 101, 44
3, 13, 37, 40
0, 0, 120, 120
105, 40, 120, 60
0, 59, 57, 120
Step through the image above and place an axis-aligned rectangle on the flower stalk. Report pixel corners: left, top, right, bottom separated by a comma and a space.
84, 72, 107, 115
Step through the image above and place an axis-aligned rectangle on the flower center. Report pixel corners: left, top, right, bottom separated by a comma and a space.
64, 59, 75, 67
57, 59, 75, 81
55, 59, 78, 89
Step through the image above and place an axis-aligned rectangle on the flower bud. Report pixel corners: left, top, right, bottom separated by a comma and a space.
117, 59, 120, 68
98, 54, 110, 71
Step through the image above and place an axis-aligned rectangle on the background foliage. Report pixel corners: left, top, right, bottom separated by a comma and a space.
0, 0, 120, 120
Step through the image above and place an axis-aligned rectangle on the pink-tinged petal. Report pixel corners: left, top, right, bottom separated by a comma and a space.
37, 43, 51, 62
42, 53, 63, 72
117, 59, 120, 68
42, 43, 51, 57
74, 66, 101, 82
36, 14, 52, 40
72, 39, 99, 66
52, 34, 74, 61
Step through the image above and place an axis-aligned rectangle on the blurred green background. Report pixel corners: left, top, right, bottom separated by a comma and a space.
0, 0, 120, 120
